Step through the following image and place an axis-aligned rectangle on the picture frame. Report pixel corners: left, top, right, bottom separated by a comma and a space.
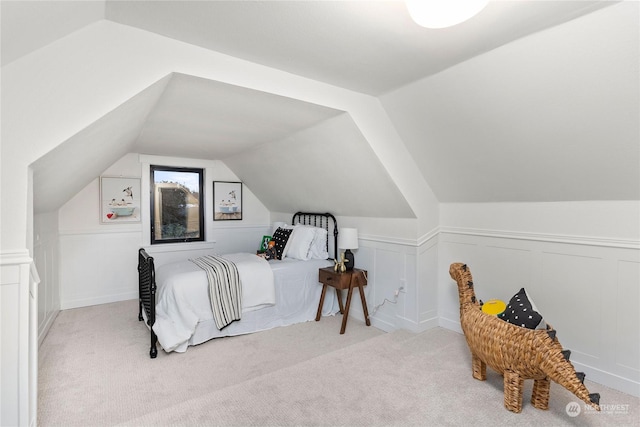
260, 235, 272, 251
100, 176, 141, 223
213, 181, 243, 220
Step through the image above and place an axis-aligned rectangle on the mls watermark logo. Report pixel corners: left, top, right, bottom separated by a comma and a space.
567, 401, 630, 418
585, 403, 630, 415
566, 402, 581, 417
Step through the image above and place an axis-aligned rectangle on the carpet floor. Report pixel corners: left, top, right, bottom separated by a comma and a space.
38, 299, 638, 426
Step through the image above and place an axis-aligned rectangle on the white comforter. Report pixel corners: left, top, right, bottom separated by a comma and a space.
153, 253, 275, 352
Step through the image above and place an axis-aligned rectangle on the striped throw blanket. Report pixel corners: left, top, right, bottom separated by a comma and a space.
190, 255, 242, 330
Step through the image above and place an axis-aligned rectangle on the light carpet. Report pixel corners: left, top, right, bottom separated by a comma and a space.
39, 300, 638, 426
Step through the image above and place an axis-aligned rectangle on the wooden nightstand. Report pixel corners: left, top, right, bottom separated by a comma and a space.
316, 267, 370, 334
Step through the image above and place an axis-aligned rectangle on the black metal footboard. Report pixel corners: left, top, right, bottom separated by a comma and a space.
138, 248, 158, 358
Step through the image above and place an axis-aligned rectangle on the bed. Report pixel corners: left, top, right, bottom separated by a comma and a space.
138, 212, 340, 358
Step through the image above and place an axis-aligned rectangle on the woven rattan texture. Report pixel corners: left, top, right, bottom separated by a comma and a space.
449, 262, 600, 413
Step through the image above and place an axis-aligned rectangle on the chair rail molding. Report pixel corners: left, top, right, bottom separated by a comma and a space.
440, 226, 640, 250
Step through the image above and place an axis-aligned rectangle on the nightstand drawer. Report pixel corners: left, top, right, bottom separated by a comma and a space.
318, 268, 351, 289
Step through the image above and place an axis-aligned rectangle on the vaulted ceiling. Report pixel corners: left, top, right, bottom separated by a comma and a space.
2, 1, 638, 218
1, 1, 615, 94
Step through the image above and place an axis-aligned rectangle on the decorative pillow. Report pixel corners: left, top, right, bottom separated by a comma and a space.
271, 227, 293, 260
499, 288, 546, 329
272, 223, 294, 234
283, 225, 317, 260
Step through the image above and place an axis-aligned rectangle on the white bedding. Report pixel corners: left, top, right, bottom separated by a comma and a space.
153, 254, 336, 353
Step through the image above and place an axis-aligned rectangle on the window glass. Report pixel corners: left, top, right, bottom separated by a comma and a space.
150, 166, 204, 244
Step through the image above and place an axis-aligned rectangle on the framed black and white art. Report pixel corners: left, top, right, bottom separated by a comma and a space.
100, 176, 141, 224
213, 181, 242, 221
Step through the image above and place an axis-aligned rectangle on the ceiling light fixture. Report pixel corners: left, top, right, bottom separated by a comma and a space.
406, 0, 489, 29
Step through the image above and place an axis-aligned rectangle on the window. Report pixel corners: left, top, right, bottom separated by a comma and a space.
150, 165, 204, 244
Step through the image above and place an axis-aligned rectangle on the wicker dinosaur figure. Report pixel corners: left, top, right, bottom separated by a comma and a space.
449, 262, 600, 413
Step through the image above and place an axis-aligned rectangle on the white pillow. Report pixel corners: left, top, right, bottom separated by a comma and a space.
282, 225, 316, 260
294, 224, 329, 260
309, 227, 329, 259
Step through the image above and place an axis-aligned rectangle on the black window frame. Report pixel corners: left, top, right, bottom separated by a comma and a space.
150, 165, 205, 244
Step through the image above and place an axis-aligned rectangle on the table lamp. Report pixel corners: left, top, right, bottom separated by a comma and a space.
338, 228, 358, 271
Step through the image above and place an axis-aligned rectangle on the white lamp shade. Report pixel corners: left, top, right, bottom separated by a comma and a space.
406, 0, 488, 29
338, 228, 359, 250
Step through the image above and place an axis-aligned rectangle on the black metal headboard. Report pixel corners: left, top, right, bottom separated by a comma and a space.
291, 212, 338, 260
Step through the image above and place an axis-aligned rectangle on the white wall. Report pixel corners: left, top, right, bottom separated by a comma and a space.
58, 153, 142, 309
57, 153, 272, 309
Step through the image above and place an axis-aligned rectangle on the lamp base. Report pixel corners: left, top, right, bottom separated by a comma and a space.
344, 249, 355, 271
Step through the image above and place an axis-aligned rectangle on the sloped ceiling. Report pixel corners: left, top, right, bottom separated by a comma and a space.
135, 73, 342, 159
381, 2, 640, 202
31, 76, 172, 213
4, 0, 637, 219
0, 0, 104, 66
30, 69, 415, 217
224, 113, 414, 217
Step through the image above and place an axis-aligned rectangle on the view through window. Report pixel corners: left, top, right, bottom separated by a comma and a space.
150, 166, 204, 244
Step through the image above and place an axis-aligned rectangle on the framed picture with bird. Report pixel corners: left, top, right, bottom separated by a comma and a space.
213, 181, 243, 221
100, 176, 141, 224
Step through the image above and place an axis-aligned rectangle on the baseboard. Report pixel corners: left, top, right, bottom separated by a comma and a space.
61, 292, 138, 310
402, 314, 439, 333
571, 362, 640, 398
369, 313, 439, 334
438, 316, 463, 334
369, 316, 396, 333
38, 310, 59, 346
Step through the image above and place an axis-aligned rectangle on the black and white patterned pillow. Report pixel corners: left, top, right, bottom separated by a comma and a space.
272, 227, 293, 260
499, 288, 545, 329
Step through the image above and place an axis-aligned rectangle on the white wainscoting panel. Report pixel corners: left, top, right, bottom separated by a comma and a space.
439, 230, 640, 397
417, 237, 438, 329
0, 252, 37, 427
356, 236, 434, 334
614, 259, 640, 375
59, 231, 142, 309
368, 245, 406, 328
59, 225, 271, 310
539, 252, 604, 363
33, 220, 60, 344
